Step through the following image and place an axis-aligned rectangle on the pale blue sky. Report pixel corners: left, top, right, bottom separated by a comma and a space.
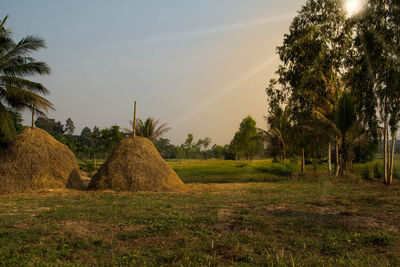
2, 0, 304, 145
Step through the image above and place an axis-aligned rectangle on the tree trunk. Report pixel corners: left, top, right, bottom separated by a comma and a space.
334, 137, 340, 177
328, 140, 332, 173
384, 122, 388, 184
340, 134, 347, 176
282, 143, 286, 162
389, 133, 396, 185
301, 147, 305, 173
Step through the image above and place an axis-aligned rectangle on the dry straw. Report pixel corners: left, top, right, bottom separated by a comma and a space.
0, 128, 83, 193
89, 136, 183, 191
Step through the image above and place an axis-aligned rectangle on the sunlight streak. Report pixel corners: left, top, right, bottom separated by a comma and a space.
129, 13, 296, 46
170, 56, 279, 128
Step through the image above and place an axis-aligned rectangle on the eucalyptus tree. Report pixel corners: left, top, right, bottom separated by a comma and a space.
348, 0, 400, 184
0, 16, 53, 138
267, 0, 353, 172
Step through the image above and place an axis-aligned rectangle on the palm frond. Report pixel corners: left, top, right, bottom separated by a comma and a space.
0, 103, 16, 139
1, 85, 54, 113
1, 76, 50, 95
312, 110, 340, 135
0, 35, 46, 65
0, 15, 8, 29
2, 61, 50, 77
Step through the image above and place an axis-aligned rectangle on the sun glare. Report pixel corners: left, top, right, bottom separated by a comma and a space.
345, 0, 363, 17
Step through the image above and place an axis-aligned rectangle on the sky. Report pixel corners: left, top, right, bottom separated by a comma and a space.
1, 0, 305, 145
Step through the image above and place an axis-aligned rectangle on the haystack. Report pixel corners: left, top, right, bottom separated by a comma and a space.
0, 127, 83, 193
89, 136, 183, 191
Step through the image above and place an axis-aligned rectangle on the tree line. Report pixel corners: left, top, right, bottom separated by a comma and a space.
263, 0, 400, 184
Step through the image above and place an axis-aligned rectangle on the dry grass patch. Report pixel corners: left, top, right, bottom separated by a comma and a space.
89, 137, 183, 191
0, 128, 83, 193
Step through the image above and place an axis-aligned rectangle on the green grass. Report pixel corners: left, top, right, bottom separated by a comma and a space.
1, 159, 399, 266
169, 159, 300, 183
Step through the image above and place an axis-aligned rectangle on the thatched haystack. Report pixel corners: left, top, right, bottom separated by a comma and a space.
0, 128, 83, 193
89, 136, 183, 191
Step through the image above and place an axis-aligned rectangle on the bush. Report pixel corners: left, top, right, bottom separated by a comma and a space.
373, 163, 383, 179
393, 166, 400, 179
361, 166, 373, 181
80, 160, 96, 172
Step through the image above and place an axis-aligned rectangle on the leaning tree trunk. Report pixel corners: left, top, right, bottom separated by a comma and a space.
301, 147, 305, 173
328, 140, 332, 173
389, 133, 396, 185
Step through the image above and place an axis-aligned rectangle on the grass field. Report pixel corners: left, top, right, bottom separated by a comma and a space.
1, 159, 400, 266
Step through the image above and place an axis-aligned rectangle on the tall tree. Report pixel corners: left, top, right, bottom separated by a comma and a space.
229, 116, 261, 160
348, 0, 400, 184
268, 0, 352, 172
90, 126, 101, 168
183, 133, 194, 157
0, 16, 54, 138
65, 118, 75, 135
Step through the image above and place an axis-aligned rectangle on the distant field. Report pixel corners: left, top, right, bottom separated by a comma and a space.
169, 158, 400, 184
168, 159, 298, 183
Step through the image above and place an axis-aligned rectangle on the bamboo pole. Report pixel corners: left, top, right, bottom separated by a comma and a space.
31, 104, 35, 129
133, 101, 137, 138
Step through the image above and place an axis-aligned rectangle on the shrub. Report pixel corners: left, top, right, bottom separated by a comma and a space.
373, 163, 383, 179
361, 166, 373, 181
80, 160, 96, 172
393, 166, 400, 179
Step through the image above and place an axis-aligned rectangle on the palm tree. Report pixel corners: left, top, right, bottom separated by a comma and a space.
0, 16, 54, 138
127, 117, 171, 142
259, 106, 291, 163
314, 92, 365, 176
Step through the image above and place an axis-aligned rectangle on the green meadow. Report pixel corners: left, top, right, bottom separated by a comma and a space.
1, 159, 399, 266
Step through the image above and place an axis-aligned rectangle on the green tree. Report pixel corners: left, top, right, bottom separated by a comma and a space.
90, 126, 101, 168
34, 117, 64, 139
79, 127, 92, 157
229, 116, 261, 160
348, 0, 400, 184
65, 118, 75, 135
259, 106, 291, 163
268, 0, 352, 172
0, 108, 23, 150
154, 138, 177, 159
0, 16, 54, 138
183, 133, 194, 157
211, 144, 225, 159
101, 125, 123, 153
